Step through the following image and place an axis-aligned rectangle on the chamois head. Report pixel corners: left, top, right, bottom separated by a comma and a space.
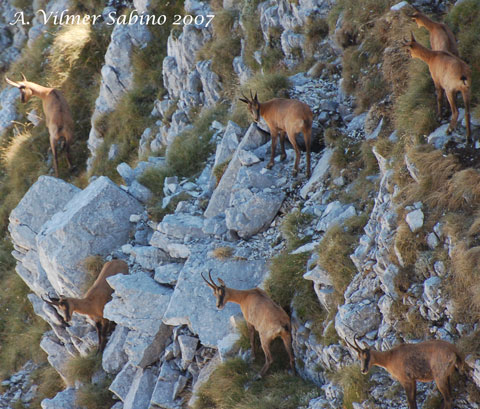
239, 90, 261, 123
345, 335, 371, 374
201, 271, 227, 310
43, 295, 73, 322
5, 74, 33, 103
402, 32, 421, 58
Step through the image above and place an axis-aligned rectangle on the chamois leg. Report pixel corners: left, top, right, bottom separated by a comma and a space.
461, 88, 471, 142
435, 84, 444, 120
95, 321, 104, 353
64, 141, 73, 170
279, 131, 287, 161
435, 376, 453, 409
280, 330, 295, 375
303, 126, 312, 178
247, 322, 256, 360
402, 381, 418, 409
267, 129, 278, 169
288, 132, 301, 177
258, 335, 274, 378
49, 137, 59, 177
445, 90, 458, 135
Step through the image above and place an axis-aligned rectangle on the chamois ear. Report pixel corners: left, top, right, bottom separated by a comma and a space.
410, 31, 416, 42
217, 278, 226, 287
254, 91, 258, 102
21, 73, 27, 82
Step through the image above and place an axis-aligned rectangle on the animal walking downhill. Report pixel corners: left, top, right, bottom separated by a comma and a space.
5, 74, 75, 177
202, 271, 295, 379
239, 91, 313, 178
43, 259, 128, 352
345, 335, 463, 409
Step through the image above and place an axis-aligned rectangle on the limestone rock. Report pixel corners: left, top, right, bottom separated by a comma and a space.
36, 177, 142, 297
405, 209, 424, 233
102, 326, 129, 374
40, 388, 77, 409
123, 367, 156, 409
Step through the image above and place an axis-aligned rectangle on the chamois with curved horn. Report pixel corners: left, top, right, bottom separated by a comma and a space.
411, 8, 458, 55
403, 32, 471, 141
43, 259, 128, 352
239, 91, 313, 178
345, 335, 463, 409
202, 271, 295, 378
5, 74, 74, 177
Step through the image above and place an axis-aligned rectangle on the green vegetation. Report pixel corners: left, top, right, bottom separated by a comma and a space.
75, 378, 115, 409
331, 365, 371, 409
316, 224, 358, 304
65, 351, 102, 385
194, 358, 319, 409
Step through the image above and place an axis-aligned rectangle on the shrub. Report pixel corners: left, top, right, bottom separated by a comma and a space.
331, 364, 371, 409
75, 379, 116, 409
194, 358, 319, 409
211, 247, 234, 260
65, 352, 101, 385
317, 224, 358, 304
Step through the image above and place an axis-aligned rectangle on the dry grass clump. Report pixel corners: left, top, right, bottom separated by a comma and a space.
317, 224, 358, 304
448, 242, 480, 324
303, 16, 329, 57
241, 0, 263, 71
65, 352, 101, 386
212, 247, 234, 260
281, 210, 313, 252
81, 255, 104, 291
75, 378, 116, 409
394, 222, 419, 267
331, 364, 371, 409
194, 357, 318, 409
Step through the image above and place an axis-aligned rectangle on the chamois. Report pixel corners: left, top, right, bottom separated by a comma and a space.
202, 271, 295, 378
43, 259, 128, 352
404, 32, 471, 141
345, 336, 463, 409
411, 9, 459, 55
239, 91, 313, 178
5, 74, 74, 177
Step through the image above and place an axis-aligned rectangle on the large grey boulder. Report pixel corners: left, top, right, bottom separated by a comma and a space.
9, 176, 80, 251
205, 124, 269, 218
36, 177, 142, 297
110, 363, 138, 402
163, 245, 268, 347
102, 326, 129, 374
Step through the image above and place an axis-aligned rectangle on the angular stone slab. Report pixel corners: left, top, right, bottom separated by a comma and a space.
123, 367, 157, 409
9, 176, 80, 251
163, 245, 268, 347
204, 124, 269, 218
104, 271, 173, 336
36, 176, 142, 297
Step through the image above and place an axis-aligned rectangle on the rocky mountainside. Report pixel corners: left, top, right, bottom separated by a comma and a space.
1, 0, 480, 408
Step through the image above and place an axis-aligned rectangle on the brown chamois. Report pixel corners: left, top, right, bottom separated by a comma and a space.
202, 271, 295, 378
345, 336, 463, 409
411, 9, 459, 55
43, 259, 128, 352
239, 91, 313, 178
5, 74, 74, 177
404, 32, 471, 141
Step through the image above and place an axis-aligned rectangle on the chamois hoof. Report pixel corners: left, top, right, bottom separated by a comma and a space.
253, 373, 263, 381
446, 127, 453, 135
280, 154, 287, 161
266, 162, 274, 170
292, 169, 298, 177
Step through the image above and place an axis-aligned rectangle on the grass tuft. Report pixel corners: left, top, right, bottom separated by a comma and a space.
75, 378, 116, 409
331, 364, 371, 409
211, 247, 234, 260
65, 351, 101, 386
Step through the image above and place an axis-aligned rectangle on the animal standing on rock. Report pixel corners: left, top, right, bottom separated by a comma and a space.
411, 8, 459, 55
239, 91, 313, 178
43, 259, 128, 352
5, 74, 75, 177
345, 335, 463, 409
404, 32, 471, 142
202, 271, 295, 379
